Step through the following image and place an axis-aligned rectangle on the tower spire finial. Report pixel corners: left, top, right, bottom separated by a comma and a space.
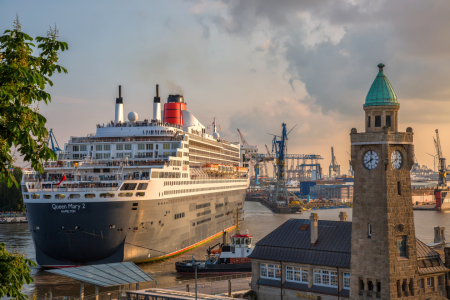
377, 63, 385, 72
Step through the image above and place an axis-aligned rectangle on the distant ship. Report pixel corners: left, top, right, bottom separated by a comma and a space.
22, 85, 250, 267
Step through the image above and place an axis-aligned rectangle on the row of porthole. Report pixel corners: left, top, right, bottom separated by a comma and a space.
25, 192, 146, 199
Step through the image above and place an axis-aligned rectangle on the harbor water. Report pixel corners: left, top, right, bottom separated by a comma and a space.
0, 201, 447, 298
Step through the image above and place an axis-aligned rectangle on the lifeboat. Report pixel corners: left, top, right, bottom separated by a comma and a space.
202, 164, 218, 174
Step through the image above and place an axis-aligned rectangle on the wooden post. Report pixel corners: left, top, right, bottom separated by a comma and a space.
80, 283, 84, 300
95, 286, 99, 300
186, 284, 190, 292
228, 279, 231, 297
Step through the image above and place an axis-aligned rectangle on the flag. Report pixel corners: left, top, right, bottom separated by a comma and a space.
56, 175, 66, 186
212, 121, 215, 125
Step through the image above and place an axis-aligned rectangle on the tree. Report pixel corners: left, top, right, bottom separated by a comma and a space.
0, 243, 36, 300
0, 167, 24, 211
0, 16, 68, 187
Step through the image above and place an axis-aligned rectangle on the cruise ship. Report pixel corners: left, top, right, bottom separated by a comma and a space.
21, 85, 249, 267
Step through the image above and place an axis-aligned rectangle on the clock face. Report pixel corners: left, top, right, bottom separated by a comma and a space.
363, 150, 379, 170
391, 150, 402, 170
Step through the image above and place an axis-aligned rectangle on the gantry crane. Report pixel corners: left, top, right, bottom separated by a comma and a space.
329, 146, 340, 178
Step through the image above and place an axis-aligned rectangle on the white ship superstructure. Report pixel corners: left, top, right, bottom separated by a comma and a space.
21, 85, 249, 267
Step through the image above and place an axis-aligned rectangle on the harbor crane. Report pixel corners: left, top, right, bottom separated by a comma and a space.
426, 153, 437, 172
434, 129, 447, 188
237, 128, 258, 187
346, 151, 353, 176
329, 146, 340, 178
47, 129, 62, 154
434, 129, 449, 210
266, 144, 276, 179
269, 123, 296, 203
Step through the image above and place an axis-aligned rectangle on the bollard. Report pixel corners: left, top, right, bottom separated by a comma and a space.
49, 289, 52, 300
228, 279, 231, 297
186, 284, 190, 292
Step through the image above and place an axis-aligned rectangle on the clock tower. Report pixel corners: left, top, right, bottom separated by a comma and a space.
350, 63, 418, 299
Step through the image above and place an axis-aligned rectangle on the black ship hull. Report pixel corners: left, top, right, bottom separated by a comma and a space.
25, 189, 246, 267
175, 262, 252, 274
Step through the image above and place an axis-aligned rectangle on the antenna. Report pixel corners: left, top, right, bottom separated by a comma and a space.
156, 84, 159, 97
119, 85, 121, 97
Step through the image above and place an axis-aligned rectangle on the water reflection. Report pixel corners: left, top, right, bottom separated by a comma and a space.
0, 201, 445, 298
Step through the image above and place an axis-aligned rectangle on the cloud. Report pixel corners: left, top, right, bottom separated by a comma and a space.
193, 0, 450, 114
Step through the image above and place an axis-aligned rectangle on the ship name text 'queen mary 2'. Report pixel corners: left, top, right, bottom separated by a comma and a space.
21, 84, 249, 267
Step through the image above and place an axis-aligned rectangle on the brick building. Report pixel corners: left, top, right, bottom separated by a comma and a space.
249, 64, 450, 300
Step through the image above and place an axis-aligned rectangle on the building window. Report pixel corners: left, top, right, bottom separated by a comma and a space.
397, 236, 407, 257
368, 116, 371, 128
420, 279, 424, 288
104, 145, 110, 151
73, 145, 79, 152
386, 115, 391, 127
260, 263, 281, 280
375, 115, 381, 127
398, 181, 402, 195
313, 270, 337, 287
368, 223, 372, 238
427, 277, 432, 287
116, 144, 123, 151
163, 143, 171, 150
171, 143, 178, 149
96, 145, 102, 151
343, 273, 351, 290
117, 153, 124, 158
96, 153, 102, 159
125, 144, 132, 150
103, 153, 110, 159
286, 266, 308, 283
146, 144, 153, 150
80, 145, 87, 151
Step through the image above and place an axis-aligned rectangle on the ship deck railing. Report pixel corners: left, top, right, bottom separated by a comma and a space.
27, 186, 119, 193
43, 159, 169, 169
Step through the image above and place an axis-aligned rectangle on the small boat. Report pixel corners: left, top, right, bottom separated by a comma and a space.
176, 209, 253, 274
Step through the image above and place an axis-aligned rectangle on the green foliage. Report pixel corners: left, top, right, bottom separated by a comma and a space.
0, 243, 36, 300
0, 16, 68, 187
0, 167, 24, 211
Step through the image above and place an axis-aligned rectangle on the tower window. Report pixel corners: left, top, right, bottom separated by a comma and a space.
375, 116, 381, 127
386, 115, 391, 127
398, 182, 402, 195
368, 116, 371, 127
368, 223, 372, 238
397, 235, 407, 258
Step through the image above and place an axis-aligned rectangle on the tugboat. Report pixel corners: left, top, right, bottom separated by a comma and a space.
175, 209, 253, 274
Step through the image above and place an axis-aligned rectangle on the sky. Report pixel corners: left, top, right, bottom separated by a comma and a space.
2, 0, 450, 174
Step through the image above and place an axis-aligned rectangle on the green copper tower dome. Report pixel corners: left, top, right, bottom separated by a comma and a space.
364, 63, 399, 107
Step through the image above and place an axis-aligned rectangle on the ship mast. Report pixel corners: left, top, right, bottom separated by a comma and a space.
233, 208, 244, 235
